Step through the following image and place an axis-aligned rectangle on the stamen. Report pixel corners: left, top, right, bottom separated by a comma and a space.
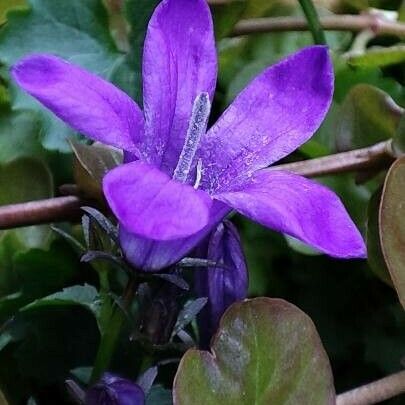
194, 159, 203, 189
173, 92, 210, 183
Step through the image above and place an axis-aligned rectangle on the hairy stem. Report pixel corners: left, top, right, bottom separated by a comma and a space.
336, 370, 405, 405
0, 141, 397, 230
231, 15, 405, 38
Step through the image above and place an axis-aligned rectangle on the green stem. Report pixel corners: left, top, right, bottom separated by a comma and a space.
90, 278, 135, 383
90, 302, 125, 383
297, 0, 327, 44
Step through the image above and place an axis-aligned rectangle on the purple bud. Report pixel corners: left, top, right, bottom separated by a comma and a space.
86, 373, 145, 405
195, 220, 248, 348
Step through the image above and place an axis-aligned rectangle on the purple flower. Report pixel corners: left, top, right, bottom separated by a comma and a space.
86, 373, 144, 405
195, 220, 248, 348
11, 0, 366, 271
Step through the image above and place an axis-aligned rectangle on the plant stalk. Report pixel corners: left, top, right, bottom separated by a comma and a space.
336, 370, 405, 405
231, 15, 405, 38
297, 0, 327, 44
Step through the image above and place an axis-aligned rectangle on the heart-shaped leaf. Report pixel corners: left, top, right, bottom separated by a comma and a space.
173, 297, 335, 405
380, 157, 405, 309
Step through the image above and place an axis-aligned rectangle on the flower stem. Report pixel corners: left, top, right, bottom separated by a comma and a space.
336, 370, 405, 405
231, 15, 405, 38
297, 0, 326, 44
90, 278, 136, 383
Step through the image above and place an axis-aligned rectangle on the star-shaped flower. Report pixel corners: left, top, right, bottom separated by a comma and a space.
12, 0, 366, 271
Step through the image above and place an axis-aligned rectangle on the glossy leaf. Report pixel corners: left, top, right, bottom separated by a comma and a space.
380, 157, 405, 309
335, 84, 403, 150
174, 298, 335, 405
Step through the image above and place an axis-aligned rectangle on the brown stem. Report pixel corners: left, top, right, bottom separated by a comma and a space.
0, 196, 82, 229
0, 141, 397, 230
231, 15, 405, 37
269, 141, 395, 177
336, 370, 405, 405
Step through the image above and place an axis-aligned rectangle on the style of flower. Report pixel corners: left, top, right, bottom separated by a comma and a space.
86, 373, 144, 405
195, 220, 248, 348
12, 0, 366, 271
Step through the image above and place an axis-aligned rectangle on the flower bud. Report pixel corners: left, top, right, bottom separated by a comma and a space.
86, 373, 145, 405
195, 220, 248, 347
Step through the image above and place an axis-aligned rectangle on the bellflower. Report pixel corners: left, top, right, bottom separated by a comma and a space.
12, 0, 366, 271
195, 220, 248, 348
86, 373, 145, 405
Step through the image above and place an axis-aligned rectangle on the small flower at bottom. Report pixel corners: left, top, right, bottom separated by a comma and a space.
86, 373, 145, 405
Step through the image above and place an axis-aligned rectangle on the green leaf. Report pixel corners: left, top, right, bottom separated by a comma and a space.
0, 0, 26, 24
0, 157, 53, 206
21, 284, 99, 315
0, 157, 53, 249
347, 46, 405, 68
0, 0, 122, 152
0, 107, 43, 164
335, 84, 403, 150
147, 386, 172, 405
0, 240, 80, 321
366, 189, 392, 285
71, 141, 122, 201
173, 298, 335, 405
212, 0, 246, 39
380, 157, 405, 309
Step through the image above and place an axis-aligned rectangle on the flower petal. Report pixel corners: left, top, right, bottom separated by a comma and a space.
12, 54, 144, 153
142, 0, 217, 174
214, 170, 366, 258
103, 161, 213, 241
119, 201, 230, 271
197, 46, 333, 193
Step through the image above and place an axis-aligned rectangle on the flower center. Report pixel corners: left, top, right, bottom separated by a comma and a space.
172, 92, 210, 187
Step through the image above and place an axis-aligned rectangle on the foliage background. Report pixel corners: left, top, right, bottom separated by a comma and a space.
0, 0, 404, 403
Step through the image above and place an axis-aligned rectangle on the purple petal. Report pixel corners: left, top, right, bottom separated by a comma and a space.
214, 170, 366, 258
195, 220, 248, 348
86, 373, 145, 405
120, 201, 230, 271
197, 46, 333, 193
103, 161, 213, 241
142, 0, 217, 174
12, 54, 144, 154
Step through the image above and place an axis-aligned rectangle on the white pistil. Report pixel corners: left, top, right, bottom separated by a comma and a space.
193, 159, 203, 189
173, 92, 210, 184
